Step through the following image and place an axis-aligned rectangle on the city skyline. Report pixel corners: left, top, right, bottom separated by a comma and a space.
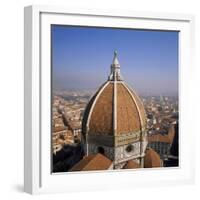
52, 25, 179, 96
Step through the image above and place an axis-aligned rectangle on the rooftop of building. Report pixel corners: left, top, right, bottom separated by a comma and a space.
70, 153, 112, 171
123, 160, 141, 169
148, 124, 175, 144
144, 148, 162, 168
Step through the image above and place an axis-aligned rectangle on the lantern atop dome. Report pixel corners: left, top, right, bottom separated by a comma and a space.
108, 51, 123, 81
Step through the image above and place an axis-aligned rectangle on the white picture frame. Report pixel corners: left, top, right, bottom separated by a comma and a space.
24, 5, 195, 194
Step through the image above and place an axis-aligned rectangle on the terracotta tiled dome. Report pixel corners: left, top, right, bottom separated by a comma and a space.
144, 148, 162, 168
123, 160, 141, 169
70, 153, 112, 171
82, 51, 146, 138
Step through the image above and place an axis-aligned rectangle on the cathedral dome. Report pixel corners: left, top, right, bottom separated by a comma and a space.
82, 51, 146, 139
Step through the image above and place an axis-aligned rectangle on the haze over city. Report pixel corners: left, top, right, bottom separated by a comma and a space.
52, 25, 178, 96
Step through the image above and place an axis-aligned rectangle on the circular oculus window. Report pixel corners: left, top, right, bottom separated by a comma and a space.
125, 144, 134, 153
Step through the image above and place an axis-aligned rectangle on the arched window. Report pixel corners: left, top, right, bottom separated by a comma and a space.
97, 146, 105, 155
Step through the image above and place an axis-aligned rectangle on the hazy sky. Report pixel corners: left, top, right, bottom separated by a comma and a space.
52, 25, 178, 96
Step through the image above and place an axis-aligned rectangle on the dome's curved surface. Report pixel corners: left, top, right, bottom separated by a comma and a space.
82, 81, 146, 137
88, 82, 114, 135
116, 82, 144, 134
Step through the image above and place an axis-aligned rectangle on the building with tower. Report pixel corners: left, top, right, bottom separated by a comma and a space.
70, 51, 161, 171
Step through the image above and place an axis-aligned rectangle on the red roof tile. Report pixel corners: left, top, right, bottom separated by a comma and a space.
144, 148, 161, 168
123, 160, 141, 169
70, 153, 112, 171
